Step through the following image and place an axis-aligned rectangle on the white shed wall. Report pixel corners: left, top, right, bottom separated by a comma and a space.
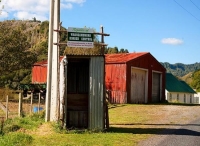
165, 90, 195, 104
194, 92, 200, 104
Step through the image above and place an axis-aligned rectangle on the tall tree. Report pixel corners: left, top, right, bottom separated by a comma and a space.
0, 23, 37, 75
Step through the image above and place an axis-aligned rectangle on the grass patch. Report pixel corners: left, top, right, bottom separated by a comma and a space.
0, 104, 192, 146
0, 132, 32, 146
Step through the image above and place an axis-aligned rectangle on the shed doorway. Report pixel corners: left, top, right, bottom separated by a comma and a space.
152, 72, 161, 102
67, 58, 89, 128
130, 68, 147, 103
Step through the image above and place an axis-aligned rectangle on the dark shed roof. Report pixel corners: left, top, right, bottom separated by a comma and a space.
166, 73, 196, 93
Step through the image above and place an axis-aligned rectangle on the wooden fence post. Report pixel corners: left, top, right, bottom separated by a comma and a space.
30, 93, 33, 114
6, 95, 8, 120
18, 93, 22, 117
38, 93, 41, 113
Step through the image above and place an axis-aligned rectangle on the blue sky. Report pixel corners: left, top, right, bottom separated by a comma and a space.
0, 0, 200, 64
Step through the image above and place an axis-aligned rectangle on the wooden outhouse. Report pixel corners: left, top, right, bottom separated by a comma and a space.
105, 52, 166, 104
32, 55, 107, 130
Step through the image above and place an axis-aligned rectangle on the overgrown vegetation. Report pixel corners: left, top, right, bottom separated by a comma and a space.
0, 111, 45, 146
190, 70, 200, 91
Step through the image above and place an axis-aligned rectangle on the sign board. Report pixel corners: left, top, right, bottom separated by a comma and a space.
67, 27, 94, 48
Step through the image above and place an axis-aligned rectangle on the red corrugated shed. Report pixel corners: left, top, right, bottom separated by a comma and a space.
105, 52, 166, 104
32, 56, 64, 83
32, 60, 48, 83
105, 52, 148, 63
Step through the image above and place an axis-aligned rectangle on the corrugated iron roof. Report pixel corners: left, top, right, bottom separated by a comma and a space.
166, 73, 196, 93
33, 56, 64, 66
105, 52, 149, 63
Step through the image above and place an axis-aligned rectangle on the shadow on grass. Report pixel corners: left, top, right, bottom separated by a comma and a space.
108, 104, 127, 109
110, 123, 200, 127
145, 102, 200, 106
107, 127, 200, 136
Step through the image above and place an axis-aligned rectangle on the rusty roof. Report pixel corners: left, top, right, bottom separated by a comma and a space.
105, 52, 149, 63
33, 56, 64, 66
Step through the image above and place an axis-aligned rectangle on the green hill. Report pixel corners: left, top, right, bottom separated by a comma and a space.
161, 62, 200, 77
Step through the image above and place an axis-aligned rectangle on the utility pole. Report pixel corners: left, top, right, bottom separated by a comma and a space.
45, 0, 60, 122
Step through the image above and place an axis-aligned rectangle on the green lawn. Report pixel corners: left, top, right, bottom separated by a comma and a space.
0, 104, 167, 146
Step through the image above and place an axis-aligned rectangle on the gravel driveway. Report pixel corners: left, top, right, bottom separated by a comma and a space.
138, 105, 200, 146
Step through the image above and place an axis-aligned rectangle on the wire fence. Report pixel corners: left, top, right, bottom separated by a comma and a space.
0, 92, 45, 120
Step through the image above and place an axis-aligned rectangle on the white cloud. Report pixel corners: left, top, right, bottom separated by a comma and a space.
161, 38, 183, 45
0, 10, 9, 18
64, 0, 86, 5
0, 0, 86, 21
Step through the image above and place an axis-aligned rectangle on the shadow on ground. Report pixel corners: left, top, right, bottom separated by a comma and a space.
107, 126, 200, 136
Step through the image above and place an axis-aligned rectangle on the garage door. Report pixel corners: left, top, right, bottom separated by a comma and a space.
152, 72, 161, 102
130, 68, 146, 103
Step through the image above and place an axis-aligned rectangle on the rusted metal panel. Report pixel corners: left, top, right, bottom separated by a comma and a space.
89, 56, 104, 130
32, 65, 47, 83
32, 56, 64, 84
105, 52, 149, 63
107, 90, 127, 103
105, 64, 127, 104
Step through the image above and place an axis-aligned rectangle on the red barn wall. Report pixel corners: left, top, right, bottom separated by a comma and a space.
105, 64, 127, 103
126, 54, 166, 103
105, 53, 166, 104
32, 65, 47, 83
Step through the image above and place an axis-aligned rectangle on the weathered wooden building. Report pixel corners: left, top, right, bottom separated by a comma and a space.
32, 55, 106, 130
105, 52, 166, 104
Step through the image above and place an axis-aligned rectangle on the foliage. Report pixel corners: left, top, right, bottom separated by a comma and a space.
105, 46, 129, 54
0, 69, 31, 89
0, 111, 45, 145
190, 70, 200, 91
0, 132, 33, 146
161, 62, 200, 77
0, 23, 37, 75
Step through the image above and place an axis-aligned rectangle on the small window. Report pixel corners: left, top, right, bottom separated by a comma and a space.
190, 97, 192, 103
183, 94, 186, 103
169, 93, 172, 101
177, 94, 179, 101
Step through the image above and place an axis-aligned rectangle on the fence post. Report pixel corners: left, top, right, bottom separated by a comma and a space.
38, 93, 41, 113
6, 95, 8, 120
18, 92, 22, 117
30, 93, 33, 114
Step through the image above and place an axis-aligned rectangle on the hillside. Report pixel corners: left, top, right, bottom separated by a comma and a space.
161, 62, 200, 77
0, 20, 68, 89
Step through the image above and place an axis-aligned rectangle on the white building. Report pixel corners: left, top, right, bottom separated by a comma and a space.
165, 73, 196, 104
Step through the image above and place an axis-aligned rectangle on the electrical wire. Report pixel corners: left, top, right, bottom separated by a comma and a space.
173, 0, 200, 21
190, 0, 200, 11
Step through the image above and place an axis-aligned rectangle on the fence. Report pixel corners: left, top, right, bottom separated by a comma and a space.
0, 92, 45, 120
106, 90, 127, 104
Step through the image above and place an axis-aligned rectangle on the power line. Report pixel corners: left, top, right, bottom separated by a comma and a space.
173, 0, 200, 21
190, 0, 200, 11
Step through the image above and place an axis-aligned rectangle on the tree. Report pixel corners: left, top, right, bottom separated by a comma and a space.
191, 70, 200, 91
0, 23, 37, 76
119, 48, 129, 53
